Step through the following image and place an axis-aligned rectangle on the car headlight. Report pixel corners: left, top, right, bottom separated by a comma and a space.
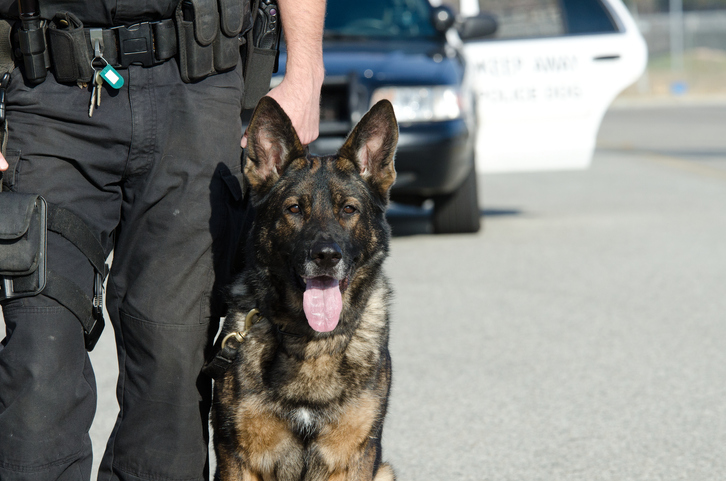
370, 86, 463, 123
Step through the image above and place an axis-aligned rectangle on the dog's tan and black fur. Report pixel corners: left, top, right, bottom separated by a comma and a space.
211, 97, 398, 481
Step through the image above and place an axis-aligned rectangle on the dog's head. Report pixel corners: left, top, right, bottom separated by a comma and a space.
244, 97, 398, 334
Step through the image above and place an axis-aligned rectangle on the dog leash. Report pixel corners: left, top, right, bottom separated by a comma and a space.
202, 308, 262, 380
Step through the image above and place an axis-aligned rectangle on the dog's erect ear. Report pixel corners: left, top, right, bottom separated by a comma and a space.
339, 100, 398, 200
245, 96, 306, 194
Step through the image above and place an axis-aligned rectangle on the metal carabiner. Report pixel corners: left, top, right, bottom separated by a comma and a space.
220, 308, 262, 350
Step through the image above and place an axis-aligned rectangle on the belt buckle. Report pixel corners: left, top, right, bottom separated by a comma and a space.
116, 22, 156, 68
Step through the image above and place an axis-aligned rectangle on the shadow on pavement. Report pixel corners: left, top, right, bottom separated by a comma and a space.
386, 204, 521, 237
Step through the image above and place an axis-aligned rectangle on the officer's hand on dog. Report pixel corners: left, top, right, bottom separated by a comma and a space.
241, 76, 322, 149
0, 153, 7, 171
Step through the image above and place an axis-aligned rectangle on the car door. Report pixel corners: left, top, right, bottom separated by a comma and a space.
460, 0, 647, 172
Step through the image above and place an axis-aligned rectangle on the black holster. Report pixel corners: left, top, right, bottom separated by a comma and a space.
240, 0, 281, 109
0, 190, 108, 351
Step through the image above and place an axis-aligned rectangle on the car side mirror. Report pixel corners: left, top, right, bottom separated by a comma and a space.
431, 5, 456, 33
457, 13, 498, 40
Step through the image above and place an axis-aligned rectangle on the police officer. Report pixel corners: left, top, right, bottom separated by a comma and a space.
0, 0, 325, 479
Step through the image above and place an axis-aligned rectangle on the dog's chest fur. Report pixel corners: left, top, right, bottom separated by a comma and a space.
216, 303, 389, 476
222, 278, 389, 434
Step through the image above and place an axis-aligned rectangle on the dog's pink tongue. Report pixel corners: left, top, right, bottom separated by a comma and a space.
303, 277, 342, 332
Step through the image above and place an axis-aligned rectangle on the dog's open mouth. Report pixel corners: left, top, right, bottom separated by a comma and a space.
302, 276, 349, 332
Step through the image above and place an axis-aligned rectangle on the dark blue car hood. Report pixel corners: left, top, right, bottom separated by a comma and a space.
275, 38, 463, 87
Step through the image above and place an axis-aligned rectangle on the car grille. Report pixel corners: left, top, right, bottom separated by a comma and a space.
320, 80, 350, 135
318, 74, 371, 136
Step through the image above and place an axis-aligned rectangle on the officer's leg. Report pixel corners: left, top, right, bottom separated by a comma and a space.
0, 68, 130, 480
98, 61, 245, 481
0, 243, 96, 481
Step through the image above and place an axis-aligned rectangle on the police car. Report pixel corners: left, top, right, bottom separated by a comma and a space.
460, 0, 647, 172
271, 0, 646, 233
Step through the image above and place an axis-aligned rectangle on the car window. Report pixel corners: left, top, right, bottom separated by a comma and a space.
477, 0, 617, 39
477, 0, 565, 38
561, 0, 617, 34
325, 0, 437, 38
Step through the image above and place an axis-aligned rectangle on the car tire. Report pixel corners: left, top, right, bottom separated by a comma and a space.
432, 165, 481, 234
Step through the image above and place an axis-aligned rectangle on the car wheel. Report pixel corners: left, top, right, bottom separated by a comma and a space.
432, 165, 481, 234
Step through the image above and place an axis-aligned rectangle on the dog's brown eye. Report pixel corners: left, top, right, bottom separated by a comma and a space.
343, 205, 356, 215
288, 204, 301, 214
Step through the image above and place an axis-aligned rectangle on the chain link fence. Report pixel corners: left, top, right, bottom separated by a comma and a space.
624, 9, 726, 97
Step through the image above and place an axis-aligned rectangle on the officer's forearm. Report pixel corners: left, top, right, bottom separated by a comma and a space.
265, 0, 325, 145
277, 0, 325, 88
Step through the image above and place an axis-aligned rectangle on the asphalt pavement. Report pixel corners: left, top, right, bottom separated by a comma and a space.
383, 102, 726, 480
4, 102, 726, 480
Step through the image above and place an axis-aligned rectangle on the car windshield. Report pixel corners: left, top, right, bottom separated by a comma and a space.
324, 0, 437, 39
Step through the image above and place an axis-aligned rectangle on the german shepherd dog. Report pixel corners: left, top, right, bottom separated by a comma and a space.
211, 96, 398, 480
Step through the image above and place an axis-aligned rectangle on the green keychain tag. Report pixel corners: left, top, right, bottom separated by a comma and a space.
100, 65, 124, 89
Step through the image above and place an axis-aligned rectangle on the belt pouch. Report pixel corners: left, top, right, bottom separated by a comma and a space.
153, 21, 178, 61
214, 0, 248, 72
213, 33, 238, 73
176, 0, 218, 82
0, 193, 47, 301
47, 13, 94, 83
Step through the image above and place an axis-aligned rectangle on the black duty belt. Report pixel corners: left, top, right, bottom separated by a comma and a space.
8, 13, 180, 84
87, 20, 178, 69
43, 18, 178, 84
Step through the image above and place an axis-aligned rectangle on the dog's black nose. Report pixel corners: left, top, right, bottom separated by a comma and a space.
311, 241, 342, 269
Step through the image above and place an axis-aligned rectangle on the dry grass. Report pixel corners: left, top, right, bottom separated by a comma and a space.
620, 47, 726, 98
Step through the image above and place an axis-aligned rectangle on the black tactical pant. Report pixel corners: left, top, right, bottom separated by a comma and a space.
0, 60, 247, 480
